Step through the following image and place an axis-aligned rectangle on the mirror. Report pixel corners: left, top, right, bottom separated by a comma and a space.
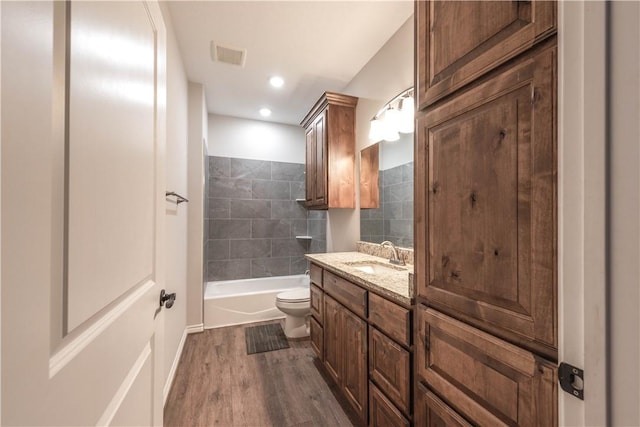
360, 132, 413, 248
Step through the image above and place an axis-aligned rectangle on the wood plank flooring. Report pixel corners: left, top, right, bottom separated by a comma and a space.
164, 320, 356, 427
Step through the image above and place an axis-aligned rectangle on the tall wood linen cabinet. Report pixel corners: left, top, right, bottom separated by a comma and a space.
413, 2, 558, 426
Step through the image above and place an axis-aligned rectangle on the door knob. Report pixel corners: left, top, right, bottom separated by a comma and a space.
160, 289, 176, 309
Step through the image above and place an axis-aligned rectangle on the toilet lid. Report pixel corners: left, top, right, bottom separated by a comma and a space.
276, 288, 310, 303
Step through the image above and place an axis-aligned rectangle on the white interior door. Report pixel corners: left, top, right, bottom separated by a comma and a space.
1, 1, 166, 425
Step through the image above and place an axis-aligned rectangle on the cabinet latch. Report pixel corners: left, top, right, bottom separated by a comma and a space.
558, 362, 584, 400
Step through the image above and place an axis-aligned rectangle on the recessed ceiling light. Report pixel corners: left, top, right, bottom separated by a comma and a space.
259, 108, 272, 117
269, 76, 284, 88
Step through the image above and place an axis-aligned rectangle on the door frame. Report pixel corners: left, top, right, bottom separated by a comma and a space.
558, 2, 607, 425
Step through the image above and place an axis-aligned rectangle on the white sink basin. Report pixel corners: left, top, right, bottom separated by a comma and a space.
346, 261, 406, 275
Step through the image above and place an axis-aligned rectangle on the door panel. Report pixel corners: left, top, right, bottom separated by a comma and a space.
416, 307, 557, 427
341, 306, 367, 422
416, 43, 557, 358
1, 1, 166, 425
415, 383, 472, 427
323, 295, 342, 384
305, 126, 314, 204
314, 112, 326, 205
416, 0, 556, 108
369, 326, 410, 414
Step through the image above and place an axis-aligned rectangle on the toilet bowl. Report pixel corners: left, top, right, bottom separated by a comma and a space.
275, 288, 311, 339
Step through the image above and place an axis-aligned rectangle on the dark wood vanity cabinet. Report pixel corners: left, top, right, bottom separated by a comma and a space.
301, 92, 358, 209
414, 1, 558, 425
416, 0, 556, 110
308, 262, 413, 426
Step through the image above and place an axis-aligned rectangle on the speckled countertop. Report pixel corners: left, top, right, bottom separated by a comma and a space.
305, 252, 414, 306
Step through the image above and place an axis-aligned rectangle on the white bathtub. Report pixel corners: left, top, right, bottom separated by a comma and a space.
204, 274, 310, 329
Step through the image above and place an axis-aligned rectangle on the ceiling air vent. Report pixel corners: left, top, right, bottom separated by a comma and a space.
210, 42, 247, 67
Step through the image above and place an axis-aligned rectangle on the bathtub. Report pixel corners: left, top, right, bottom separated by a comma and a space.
204, 274, 310, 329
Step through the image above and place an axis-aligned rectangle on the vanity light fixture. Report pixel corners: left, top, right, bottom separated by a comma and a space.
369, 87, 415, 142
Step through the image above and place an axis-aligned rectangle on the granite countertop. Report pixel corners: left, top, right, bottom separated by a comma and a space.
305, 252, 414, 306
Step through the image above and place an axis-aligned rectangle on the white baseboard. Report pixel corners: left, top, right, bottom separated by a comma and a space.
185, 323, 204, 334
162, 323, 204, 406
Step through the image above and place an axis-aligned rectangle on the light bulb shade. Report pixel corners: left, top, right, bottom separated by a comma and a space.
397, 95, 415, 133
400, 95, 414, 113
369, 118, 384, 142
383, 108, 401, 131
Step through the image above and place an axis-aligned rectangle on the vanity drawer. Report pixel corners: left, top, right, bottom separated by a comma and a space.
369, 382, 410, 427
310, 284, 323, 324
310, 316, 323, 361
369, 326, 411, 415
310, 263, 323, 287
416, 306, 558, 426
415, 382, 472, 427
323, 270, 367, 318
369, 292, 411, 347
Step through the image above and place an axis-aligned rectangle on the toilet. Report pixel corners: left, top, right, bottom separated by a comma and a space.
275, 288, 311, 339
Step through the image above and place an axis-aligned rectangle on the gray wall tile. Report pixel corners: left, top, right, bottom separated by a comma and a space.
272, 162, 305, 182
291, 219, 308, 237
207, 239, 230, 261
290, 257, 309, 274
252, 219, 291, 238
290, 182, 305, 200
251, 258, 290, 278
209, 156, 230, 178
208, 198, 230, 219
252, 180, 291, 200
383, 202, 403, 220
230, 158, 271, 180
210, 178, 252, 199
207, 259, 251, 281
383, 164, 404, 187
272, 238, 308, 257
384, 181, 413, 202
209, 219, 251, 239
271, 200, 307, 219
230, 199, 271, 219
229, 239, 271, 259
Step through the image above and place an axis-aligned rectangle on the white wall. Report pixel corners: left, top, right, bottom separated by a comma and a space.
208, 114, 305, 163
380, 133, 413, 171
186, 83, 206, 328
159, 3, 188, 404
326, 16, 414, 252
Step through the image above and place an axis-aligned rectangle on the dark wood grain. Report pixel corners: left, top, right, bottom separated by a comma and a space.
369, 326, 411, 415
323, 295, 342, 386
369, 382, 410, 427
416, 41, 557, 359
415, 383, 472, 427
342, 307, 368, 422
416, 306, 557, 426
416, 0, 556, 109
310, 316, 324, 361
305, 126, 315, 205
164, 320, 354, 427
323, 270, 367, 319
368, 292, 411, 347
359, 143, 380, 209
310, 283, 324, 324
309, 263, 323, 287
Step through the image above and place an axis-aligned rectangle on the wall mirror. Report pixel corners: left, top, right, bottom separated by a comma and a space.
360, 89, 413, 248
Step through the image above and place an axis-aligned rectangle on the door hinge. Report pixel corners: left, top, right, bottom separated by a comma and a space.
558, 362, 584, 400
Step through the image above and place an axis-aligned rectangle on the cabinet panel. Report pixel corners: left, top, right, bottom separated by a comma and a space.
359, 143, 380, 209
310, 284, 323, 324
310, 316, 323, 361
369, 382, 410, 427
342, 306, 368, 422
415, 43, 557, 358
305, 126, 315, 204
309, 263, 323, 287
415, 383, 472, 427
369, 327, 410, 414
323, 295, 342, 385
369, 292, 411, 347
313, 112, 327, 206
416, 306, 557, 427
323, 270, 367, 318
416, 0, 556, 108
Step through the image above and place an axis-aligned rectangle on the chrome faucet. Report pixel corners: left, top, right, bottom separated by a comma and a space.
380, 241, 405, 266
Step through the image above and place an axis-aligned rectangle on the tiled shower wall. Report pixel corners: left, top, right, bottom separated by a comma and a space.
360, 161, 413, 248
205, 156, 326, 282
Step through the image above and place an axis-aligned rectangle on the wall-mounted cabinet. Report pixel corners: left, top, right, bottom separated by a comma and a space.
301, 92, 358, 210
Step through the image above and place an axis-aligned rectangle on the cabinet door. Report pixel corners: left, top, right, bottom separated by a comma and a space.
341, 306, 368, 422
313, 112, 327, 206
369, 327, 410, 415
305, 126, 315, 205
416, 0, 556, 109
310, 316, 324, 361
323, 295, 342, 385
310, 284, 323, 323
416, 307, 557, 427
415, 383, 472, 427
415, 43, 557, 358
369, 382, 410, 427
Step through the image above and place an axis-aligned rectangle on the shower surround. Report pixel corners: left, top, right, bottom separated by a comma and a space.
205, 156, 326, 281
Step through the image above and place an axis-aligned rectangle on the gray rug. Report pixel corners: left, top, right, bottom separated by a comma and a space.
245, 323, 290, 355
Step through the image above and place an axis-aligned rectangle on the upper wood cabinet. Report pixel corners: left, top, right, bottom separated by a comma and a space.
415, 41, 557, 359
359, 143, 380, 209
301, 92, 358, 209
416, 0, 556, 109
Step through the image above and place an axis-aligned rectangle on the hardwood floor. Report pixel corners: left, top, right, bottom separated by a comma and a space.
164, 320, 356, 427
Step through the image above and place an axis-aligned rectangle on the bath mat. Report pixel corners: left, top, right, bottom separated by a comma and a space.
245, 323, 290, 355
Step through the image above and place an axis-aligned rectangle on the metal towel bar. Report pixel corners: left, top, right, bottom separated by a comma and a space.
165, 191, 189, 205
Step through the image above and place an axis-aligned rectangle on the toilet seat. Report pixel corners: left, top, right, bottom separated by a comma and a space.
276, 288, 310, 303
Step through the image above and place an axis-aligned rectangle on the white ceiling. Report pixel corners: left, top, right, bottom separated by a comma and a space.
166, 1, 413, 125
